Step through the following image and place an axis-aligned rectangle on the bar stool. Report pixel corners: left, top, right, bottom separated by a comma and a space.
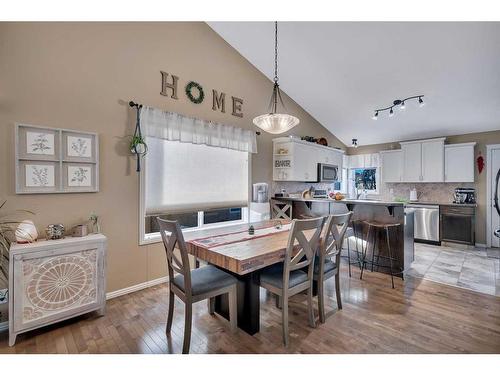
344, 221, 363, 277
360, 221, 403, 288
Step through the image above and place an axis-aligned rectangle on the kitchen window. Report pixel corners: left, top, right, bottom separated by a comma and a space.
140, 137, 250, 244
347, 167, 380, 196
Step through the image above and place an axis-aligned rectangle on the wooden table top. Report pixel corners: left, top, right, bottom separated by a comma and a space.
184, 220, 296, 275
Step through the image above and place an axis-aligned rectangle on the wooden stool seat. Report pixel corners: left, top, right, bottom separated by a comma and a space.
363, 221, 401, 228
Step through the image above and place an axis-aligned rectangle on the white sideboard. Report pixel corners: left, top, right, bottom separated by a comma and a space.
272, 137, 344, 182
8, 234, 107, 346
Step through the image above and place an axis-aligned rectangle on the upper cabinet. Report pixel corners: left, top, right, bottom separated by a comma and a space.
345, 153, 380, 169
401, 138, 445, 183
444, 143, 476, 182
272, 137, 344, 182
380, 150, 403, 183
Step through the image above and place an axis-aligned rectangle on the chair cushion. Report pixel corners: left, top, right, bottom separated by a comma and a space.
173, 265, 237, 296
314, 256, 338, 275
260, 264, 308, 289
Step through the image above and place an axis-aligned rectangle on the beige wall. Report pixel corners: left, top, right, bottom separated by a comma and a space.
0, 22, 345, 294
346, 130, 500, 244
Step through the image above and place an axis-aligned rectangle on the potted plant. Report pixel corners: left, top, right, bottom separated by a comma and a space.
130, 135, 148, 155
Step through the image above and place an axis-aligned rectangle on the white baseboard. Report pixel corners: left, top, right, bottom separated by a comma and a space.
0, 277, 168, 333
106, 276, 168, 300
475, 243, 487, 248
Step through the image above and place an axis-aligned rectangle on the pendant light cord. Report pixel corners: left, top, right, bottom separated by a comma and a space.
274, 21, 278, 84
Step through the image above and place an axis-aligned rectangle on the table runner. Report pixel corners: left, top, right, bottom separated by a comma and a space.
189, 222, 292, 249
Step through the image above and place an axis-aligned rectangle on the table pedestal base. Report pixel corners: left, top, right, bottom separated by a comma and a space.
215, 271, 261, 335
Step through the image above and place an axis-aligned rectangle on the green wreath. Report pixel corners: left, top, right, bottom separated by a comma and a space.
185, 81, 205, 104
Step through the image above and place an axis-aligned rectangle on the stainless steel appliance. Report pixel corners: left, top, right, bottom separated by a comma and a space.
453, 187, 476, 204
317, 163, 338, 182
407, 204, 440, 244
440, 205, 475, 245
252, 183, 268, 203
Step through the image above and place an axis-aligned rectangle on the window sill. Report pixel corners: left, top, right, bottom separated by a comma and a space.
140, 219, 249, 246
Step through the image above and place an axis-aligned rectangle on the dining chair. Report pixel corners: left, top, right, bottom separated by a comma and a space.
259, 216, 325, 346
157, 218, 238, 354
315, 212, 353, 323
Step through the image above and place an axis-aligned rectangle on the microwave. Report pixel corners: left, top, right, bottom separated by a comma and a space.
317, 163, 339, 182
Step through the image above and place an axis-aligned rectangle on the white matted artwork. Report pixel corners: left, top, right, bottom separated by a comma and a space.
26, 131, 55, 155
67, 165, 92, 187
67, 135, 92, 158
16, 123, 99, 194
25, 164, 55, 187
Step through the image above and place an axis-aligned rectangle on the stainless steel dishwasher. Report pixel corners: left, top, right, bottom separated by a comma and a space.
406, 204, 440, 244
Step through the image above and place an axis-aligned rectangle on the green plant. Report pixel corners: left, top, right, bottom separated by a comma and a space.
130, 134, 148, 155
0, 200, 34, 288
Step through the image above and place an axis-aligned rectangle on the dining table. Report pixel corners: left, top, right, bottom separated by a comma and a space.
183, 219, 299, 335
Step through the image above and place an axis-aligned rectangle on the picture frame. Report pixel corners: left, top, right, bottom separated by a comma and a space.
15, 123, 99, 194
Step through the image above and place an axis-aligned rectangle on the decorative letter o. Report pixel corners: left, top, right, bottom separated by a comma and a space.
185, 81, 205, 104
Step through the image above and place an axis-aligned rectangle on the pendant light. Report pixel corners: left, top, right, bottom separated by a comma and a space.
253, 21, 299, 134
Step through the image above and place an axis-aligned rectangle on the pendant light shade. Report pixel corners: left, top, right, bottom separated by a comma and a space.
253, 113, 300, 134
253, 22, 299, 134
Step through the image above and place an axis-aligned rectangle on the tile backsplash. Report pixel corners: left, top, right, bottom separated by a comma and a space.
272, 181, 335, 195
381, 182, 475, 203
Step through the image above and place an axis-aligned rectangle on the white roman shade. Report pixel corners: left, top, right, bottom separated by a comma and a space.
141, 106, 257, 153
141, 107, 254, 216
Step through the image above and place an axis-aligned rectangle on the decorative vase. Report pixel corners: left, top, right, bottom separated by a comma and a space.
45, 224, 65, 240
15, 220, 38, 243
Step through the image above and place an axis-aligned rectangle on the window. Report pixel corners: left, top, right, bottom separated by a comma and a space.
140, 137, 250, 244
354, 168, 377, 191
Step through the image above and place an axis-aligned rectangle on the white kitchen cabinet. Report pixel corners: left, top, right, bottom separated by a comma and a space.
401, 138, 445, 182
401, 142, 422, 182
421, 139, 444, 182
272, 137, 344, 182
444, 142, 476, 182
380, 150, 403, 182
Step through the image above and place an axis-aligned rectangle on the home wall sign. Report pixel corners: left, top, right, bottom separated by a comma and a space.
160, 71, 244, 118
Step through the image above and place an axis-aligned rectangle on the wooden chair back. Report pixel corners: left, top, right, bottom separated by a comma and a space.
283, 216, 325, 284
320, 212, 353, 266
156, 218, 192, 293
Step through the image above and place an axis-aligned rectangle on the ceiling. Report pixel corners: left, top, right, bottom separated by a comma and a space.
208, 22, 500, 146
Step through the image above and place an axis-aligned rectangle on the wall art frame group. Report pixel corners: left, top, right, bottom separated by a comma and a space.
15, 123, 99, 194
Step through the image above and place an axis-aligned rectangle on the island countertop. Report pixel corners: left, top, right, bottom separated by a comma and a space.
272, 196, 405, 206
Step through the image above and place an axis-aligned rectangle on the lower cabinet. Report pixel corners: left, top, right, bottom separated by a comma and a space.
8, 234, 107, 346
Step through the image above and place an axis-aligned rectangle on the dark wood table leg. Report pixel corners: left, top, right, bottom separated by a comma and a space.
214, 271, 261, 335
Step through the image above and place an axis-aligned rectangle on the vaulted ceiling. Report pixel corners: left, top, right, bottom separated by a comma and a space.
209, 22, 500, 146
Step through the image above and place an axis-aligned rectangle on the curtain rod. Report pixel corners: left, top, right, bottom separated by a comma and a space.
129, 101, 261, 135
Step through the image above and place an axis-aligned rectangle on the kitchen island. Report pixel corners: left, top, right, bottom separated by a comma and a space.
271, 197, 415, 275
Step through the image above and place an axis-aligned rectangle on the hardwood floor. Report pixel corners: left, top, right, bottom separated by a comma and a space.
1, 262, 499, 354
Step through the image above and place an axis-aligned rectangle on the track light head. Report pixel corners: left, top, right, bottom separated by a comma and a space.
372, 111, 378, 120
400, 101, 406, 110
419, 97, 425, 107
352, 138, 358, 148
389, 108, 394, 117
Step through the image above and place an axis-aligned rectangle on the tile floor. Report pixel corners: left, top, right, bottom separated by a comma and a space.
407, 243, 500, 296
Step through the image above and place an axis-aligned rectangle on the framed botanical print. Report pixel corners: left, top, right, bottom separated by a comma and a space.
15, 124, 99, 194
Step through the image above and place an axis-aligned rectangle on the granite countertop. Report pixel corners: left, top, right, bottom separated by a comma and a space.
272, 196, 404, 206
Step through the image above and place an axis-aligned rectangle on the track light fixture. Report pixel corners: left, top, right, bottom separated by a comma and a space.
352, 138, 358, 148
372, 95, 425, 120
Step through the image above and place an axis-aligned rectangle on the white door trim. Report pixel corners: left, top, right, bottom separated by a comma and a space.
486, 144, 500, 248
